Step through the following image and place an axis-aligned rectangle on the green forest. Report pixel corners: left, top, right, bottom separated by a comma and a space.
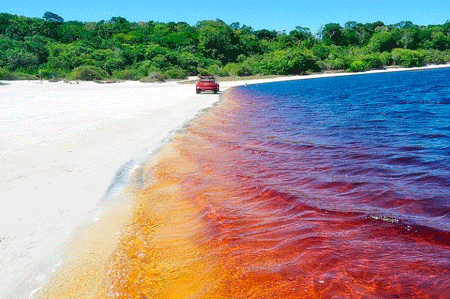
1, 11, 450, 81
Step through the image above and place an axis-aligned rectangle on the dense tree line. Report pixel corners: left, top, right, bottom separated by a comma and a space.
1, 12, 450, 80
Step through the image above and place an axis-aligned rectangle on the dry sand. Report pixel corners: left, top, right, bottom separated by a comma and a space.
2, 64, 450, 298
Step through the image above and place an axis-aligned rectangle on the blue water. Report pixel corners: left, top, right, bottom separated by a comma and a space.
238, 69, 450, 234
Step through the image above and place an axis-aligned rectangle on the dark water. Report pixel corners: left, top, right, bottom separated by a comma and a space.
238, 69, 450, 235
243, 70, 450, 230
105, 69, 450, 299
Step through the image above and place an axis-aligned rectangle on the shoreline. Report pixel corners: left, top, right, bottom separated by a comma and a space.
220, 63, 450, 86
2, 63, 449, 298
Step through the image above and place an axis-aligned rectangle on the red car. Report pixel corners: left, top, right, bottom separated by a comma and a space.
196, 76, 219, 94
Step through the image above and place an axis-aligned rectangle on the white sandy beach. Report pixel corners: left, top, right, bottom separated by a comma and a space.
1, 64, 450, 298
0, 80, 224, 297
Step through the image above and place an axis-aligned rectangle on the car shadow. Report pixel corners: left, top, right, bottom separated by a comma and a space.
197, 91, 224, 95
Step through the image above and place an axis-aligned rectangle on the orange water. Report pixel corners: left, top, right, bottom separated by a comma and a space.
100, 88, 450, 299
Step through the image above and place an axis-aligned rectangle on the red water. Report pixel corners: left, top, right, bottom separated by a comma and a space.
102, 88, 450, 298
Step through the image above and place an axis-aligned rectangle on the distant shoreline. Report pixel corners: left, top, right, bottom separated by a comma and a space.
189, 63, 450, 89
218, 63, 450, 86
2, 63, 450, 87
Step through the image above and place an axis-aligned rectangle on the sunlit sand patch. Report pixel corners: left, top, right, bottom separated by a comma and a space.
34, 197, 133, 299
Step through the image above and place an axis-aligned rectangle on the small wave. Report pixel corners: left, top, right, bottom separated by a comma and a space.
365, 214, 450, 247
420, 133, 448, 139
102, 159, 138, 200
398, 145, 425, 152
416, 174, 450, 187
388, 155, 422, 166
314, 181, 368, 193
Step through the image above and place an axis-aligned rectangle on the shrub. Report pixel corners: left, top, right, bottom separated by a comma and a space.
38, 69, 53, 79
0, 67, 16, 80
13, 72, 38, 80
164, 67, 187, 79
102, 57, 126, 74
312, 45, 330, 60
5, 49, 39, 70
286, 53, 320, 75
316, 60, 331, 71
391, 49, 426, 67
348, 60, 368, 72
235, 63, 254, 76
67, 66, 108, 81
135, 60, 165, 78
423, 49, 448, 65
197, 67, 212, 76
223, 63, 240, 75
215, 68, 230, 77
139, 72, 165, 83
237, 54, 246, 63
379, 51, 393, 66
328, 58, 350, 70
112, 69, 140, 80
200, 65, 229, 77
38, 68, 68, 80
363, 54, 383, 70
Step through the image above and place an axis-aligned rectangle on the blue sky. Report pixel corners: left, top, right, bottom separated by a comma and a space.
3, 0, 449, 35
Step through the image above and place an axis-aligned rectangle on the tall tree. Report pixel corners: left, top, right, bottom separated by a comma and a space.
43, 11, 64, 23
197, 19, 239, 63
320, 23, 346, 46
289, 26, 314, 42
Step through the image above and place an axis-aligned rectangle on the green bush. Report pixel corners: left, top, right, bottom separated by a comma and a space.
312, 45, 330, 60
67, 66, 108, 81
423, 49, 449, 65
112, 69, 140, 80
391, 49, 426, 67
164, 67, 187, 79
363, 54, 383, 70
38, 69, 53, 79
0, 69, 37, 80
197, 67, 212, 76
328, 58, 350, 70
237, 54, 246, 63
235, 63, 254, 76
215, 67, 230, 77
379, 51, 393, 65
13, 72, 38, 80
223, 63, 240, 75
135, 60, 163, 78
102, 57, 126, 74
316, 60, 331, 71
348, 60, 368, 72
139, 72, 165, 83
0, 67, 16, 80
200, 65, 229, 77
286, 53, 320, 74
38, 68, 68, 80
